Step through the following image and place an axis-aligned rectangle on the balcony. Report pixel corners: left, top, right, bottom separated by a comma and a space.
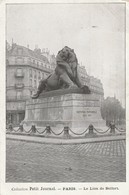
15, 72, 24, 78
6, 95, 29, 101
15, 83, 24, 89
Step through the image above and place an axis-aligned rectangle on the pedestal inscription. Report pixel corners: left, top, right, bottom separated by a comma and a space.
23, 92, 106, 130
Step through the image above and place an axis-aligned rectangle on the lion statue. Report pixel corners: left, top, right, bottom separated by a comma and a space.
32, 46, 90, 98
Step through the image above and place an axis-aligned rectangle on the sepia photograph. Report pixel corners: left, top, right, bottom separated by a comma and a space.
5, 2, 126, 185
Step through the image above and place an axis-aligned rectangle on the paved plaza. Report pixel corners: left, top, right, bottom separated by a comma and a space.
6, 138, 126, 182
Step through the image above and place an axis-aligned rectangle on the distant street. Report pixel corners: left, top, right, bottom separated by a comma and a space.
6, 139, 126, 182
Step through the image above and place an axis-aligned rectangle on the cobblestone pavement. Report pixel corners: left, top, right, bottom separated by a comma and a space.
6, 139, 126, 182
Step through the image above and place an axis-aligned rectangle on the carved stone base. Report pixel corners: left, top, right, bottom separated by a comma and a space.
23, 89, 106, 132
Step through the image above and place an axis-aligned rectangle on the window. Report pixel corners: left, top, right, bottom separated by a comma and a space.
16, 68, 23, 77
16, 57, 24, 64
28, 58, 31, 64
29, 69, 32, 77
33, 70, 36, 78
34, 80, 37, 87
29, 79, 32, 87
11, 114, 17, 125
37, 81, 39, 88
18, 113, 25, 123
17, 48, 23, 55
38, 71, 41, 79
17, 91, 22, 100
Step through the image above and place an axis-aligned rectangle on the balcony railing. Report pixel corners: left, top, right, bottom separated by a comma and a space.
15, 72, 24, 78
15, 83, 24, 89
6, 95, 30, 101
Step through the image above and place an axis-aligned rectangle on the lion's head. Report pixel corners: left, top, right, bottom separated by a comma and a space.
59, 46, 77, 64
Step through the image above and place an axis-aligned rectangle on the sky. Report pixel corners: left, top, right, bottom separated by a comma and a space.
6, 3, 126, 107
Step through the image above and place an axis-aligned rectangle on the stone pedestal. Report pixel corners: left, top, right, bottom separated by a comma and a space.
23, 89, 106, 132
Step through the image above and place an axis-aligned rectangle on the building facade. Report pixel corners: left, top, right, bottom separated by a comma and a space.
6, 43, 104, 126
78, 65, 104, 99
6, 43, 54, 125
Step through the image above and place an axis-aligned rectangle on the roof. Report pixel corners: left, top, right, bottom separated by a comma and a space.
8, 44, 49, 63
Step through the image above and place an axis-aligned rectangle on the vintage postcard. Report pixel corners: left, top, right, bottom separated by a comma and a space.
0, 0, 129, 195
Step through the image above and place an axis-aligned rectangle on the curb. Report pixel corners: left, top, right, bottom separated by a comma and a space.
6, 134, 126, 145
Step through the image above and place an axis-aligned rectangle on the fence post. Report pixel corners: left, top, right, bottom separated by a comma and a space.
8, 123, 13, 132
110, 123, 115, 134
31, 125, 36, 133
45, 125, 51, 136
88, 124, 94, 134
19, 124, 23, 132
63, 126, 71, 138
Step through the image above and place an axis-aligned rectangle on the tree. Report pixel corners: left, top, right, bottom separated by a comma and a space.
101, 97, 125, 126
